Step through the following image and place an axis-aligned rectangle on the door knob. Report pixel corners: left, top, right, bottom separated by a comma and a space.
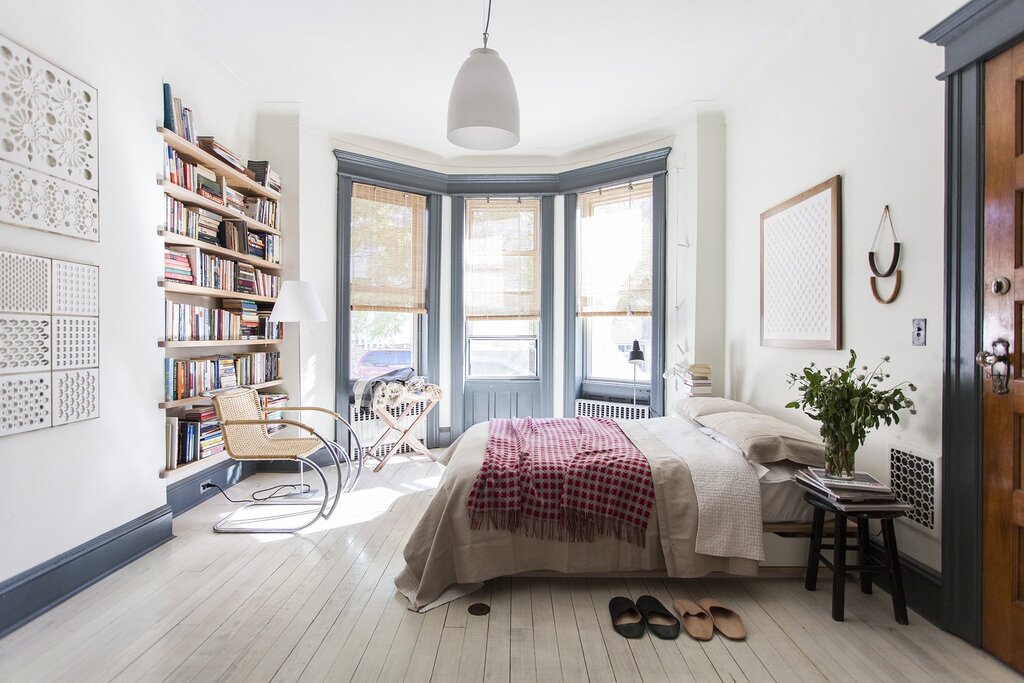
977, 351, 997, 367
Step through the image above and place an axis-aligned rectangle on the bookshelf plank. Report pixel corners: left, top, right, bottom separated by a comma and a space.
159, 126, 281, 201
160, 181, 281, 236
158, 379, 285, 410
160, 230, 282, 271
158, 280, 277, 303
158, 339, 283, 348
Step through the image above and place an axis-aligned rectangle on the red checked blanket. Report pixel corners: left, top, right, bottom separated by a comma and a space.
466, 416, 655, 547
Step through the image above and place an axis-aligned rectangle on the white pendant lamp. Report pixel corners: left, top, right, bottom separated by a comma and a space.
447, 0, 520, 150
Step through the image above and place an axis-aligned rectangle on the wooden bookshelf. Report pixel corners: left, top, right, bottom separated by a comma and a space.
159, 338, 283, 348
158, 280, 278, 303
159, 380, 285, 409
159, 116, 287, 480
159, 230, 282, 271
159, 126, 281, 201
160, 181, 281, 236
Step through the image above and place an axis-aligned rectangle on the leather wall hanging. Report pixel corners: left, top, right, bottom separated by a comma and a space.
868, 205, 902, 304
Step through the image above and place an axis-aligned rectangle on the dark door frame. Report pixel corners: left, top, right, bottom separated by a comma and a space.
923, 0, 1024, 646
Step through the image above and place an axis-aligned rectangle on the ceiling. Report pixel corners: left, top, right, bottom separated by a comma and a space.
187, 0, 803, 160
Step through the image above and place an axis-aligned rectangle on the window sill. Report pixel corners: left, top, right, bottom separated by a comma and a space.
580, 379, 651, 404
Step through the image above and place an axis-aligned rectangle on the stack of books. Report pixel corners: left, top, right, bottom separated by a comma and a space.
163, 249, 194, 284
260, 393, 288, 434
224, 185, 246, 213
197, 136, 246, 173
795, 468, 913, 513
219, 220, 276, 263
247, 160, 281, 192
162, 83, 196, 144
196, 166, 222, 203
222, 299, 260, 337
681, 364, 712, 397
165, 197, 222, 244
182, 407, 224, 459
243, 196, 278, 228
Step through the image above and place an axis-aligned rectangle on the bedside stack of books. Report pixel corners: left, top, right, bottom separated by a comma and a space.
163, 249, 194, 285
681, 364, 712, 397
795, 468, 913, 513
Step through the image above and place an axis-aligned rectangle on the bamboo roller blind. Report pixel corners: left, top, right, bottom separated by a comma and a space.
577, 179, 653, 317
464, 198, 541, 320
350, 182, 427, 313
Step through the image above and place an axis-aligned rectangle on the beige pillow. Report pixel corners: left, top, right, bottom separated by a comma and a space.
673, 397, 762, 421
696, 411, 825, 467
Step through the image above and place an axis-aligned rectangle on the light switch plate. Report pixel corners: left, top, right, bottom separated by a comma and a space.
912, 318, 927, 346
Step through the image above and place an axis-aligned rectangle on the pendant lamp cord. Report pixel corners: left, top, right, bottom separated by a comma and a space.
483, 0, 493, 47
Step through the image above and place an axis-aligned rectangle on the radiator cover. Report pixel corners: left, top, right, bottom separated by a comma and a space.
574, 399, 649, 420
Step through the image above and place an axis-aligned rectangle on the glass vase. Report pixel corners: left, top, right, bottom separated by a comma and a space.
824, 440, 855, 480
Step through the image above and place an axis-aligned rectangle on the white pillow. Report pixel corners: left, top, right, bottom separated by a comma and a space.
673, 397, 763, 421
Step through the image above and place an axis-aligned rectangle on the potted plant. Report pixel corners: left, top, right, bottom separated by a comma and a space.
786, 350, 916, 479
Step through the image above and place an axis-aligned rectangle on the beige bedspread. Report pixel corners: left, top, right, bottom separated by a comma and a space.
394, 416, 761, 612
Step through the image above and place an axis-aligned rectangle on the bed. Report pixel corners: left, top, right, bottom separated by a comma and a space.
395, 400, 823, 612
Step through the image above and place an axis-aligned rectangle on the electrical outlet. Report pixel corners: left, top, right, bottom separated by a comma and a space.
200, 480, 214, 493
912, 318, 927, 346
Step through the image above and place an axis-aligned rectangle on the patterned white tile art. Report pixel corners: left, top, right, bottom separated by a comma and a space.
52, 259, 98, 316
0, 313, 50, 374
52, 367, 98, 425
0, 249, 50, 314
762, 188, 833, 342
52, 315, 97, 369
0, 35, 98, 190
0, 371, 51, 436
0, 159, 98, 240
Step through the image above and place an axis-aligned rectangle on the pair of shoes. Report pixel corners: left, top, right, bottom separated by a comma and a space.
673, 598, 746, 641
608, 595, 680, 639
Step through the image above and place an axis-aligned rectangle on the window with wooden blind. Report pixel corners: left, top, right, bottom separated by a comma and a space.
349, 182, 427, 377
577, 180, 653, 384
464, 198, 541, 378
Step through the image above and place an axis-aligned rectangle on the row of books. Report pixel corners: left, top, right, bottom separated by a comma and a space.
162, 83, 196, 144
248, 160, 281, 192
243, 196, 278, 229
163, 351, 281, 401
681, 363, 712, 397
795, 467, 913, 513
165, 197, 222, 245
221, 220, 281, 263
164, 299, 282, 341
165, 145, 219, 198
164, 393, 289, 470
224, 185, 246, 213
235, 262, 279, 297
162, 245, 280, 297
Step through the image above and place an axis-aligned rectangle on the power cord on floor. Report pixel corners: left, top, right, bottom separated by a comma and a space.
203, 482, 311, 503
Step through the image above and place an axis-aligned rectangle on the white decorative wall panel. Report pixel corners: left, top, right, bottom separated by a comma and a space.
0, 35, 98, 190
0, 159, 98, 240
0, 371, 51, 436
0, 250, 50, 314
0, 314, 50, 374
762, 188, 833, 341
52, 368, 98, 425
52, 259, 98, 315
52, 315, 97, 369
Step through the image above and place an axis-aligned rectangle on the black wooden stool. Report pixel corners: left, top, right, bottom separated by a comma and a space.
803, 491, 909, 624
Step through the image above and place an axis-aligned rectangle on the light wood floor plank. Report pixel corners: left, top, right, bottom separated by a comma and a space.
586, 578, 643, 683
483, 576, 512, 683
509, 578, 537, 683
663, 579, 745, 682
403, 604, 448, 683
548, 579, 588, 683
568, 578, 617, 683
456, 584, 491, 683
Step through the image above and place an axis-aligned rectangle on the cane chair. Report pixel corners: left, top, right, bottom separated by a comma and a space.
211, 388, 364, 533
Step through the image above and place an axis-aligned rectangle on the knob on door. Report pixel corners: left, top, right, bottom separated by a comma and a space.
977, 351, 997, 367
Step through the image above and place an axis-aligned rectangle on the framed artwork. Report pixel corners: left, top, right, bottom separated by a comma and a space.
760, 175, 842, 349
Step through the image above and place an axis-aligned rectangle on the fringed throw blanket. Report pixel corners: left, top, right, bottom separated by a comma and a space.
466, 416, 655, 547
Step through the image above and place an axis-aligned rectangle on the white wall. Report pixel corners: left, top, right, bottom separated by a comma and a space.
0, 0, 261, 580
720, 0, 962, 569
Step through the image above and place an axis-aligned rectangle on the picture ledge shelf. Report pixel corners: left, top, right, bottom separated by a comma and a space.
158, 280, 277, 303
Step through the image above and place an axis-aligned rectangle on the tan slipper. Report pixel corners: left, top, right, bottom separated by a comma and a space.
697, 598, 746, 640
672, 599, 714, 641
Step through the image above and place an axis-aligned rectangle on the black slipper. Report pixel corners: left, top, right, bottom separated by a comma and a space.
608, 597, 645, 638
636, 595, 681, 639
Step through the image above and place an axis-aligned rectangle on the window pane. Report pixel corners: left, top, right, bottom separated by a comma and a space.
350, 310, 418, 379
467, 319, 538, 337
469, 338, 537, 378
585, 316, 651, 383
464, 198, 541, 320
350, 183, 427, 313
577, 180, 653, 316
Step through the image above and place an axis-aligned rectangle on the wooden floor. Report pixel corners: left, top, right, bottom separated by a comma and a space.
0, 455, 1019, 682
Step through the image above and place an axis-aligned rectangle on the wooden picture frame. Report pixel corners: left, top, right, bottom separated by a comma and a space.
760, 175, 842, 349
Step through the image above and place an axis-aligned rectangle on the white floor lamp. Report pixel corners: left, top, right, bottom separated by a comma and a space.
269, 280, 328, 497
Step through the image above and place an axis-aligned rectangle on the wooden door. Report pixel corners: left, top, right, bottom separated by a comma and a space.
982, 41, 1024, 674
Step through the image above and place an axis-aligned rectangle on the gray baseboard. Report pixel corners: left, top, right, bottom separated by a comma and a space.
0, 505, 173, 639
866, 540, 944, 628
165, 457, 258, 517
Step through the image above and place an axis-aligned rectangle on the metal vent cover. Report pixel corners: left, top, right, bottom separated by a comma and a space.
890, 443, 940, 534
574, 399, 649, 421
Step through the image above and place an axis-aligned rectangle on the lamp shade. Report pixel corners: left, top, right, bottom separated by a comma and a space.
628, 339, 645, 365
268, 281, 327, 322
447, 47, 520, 151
